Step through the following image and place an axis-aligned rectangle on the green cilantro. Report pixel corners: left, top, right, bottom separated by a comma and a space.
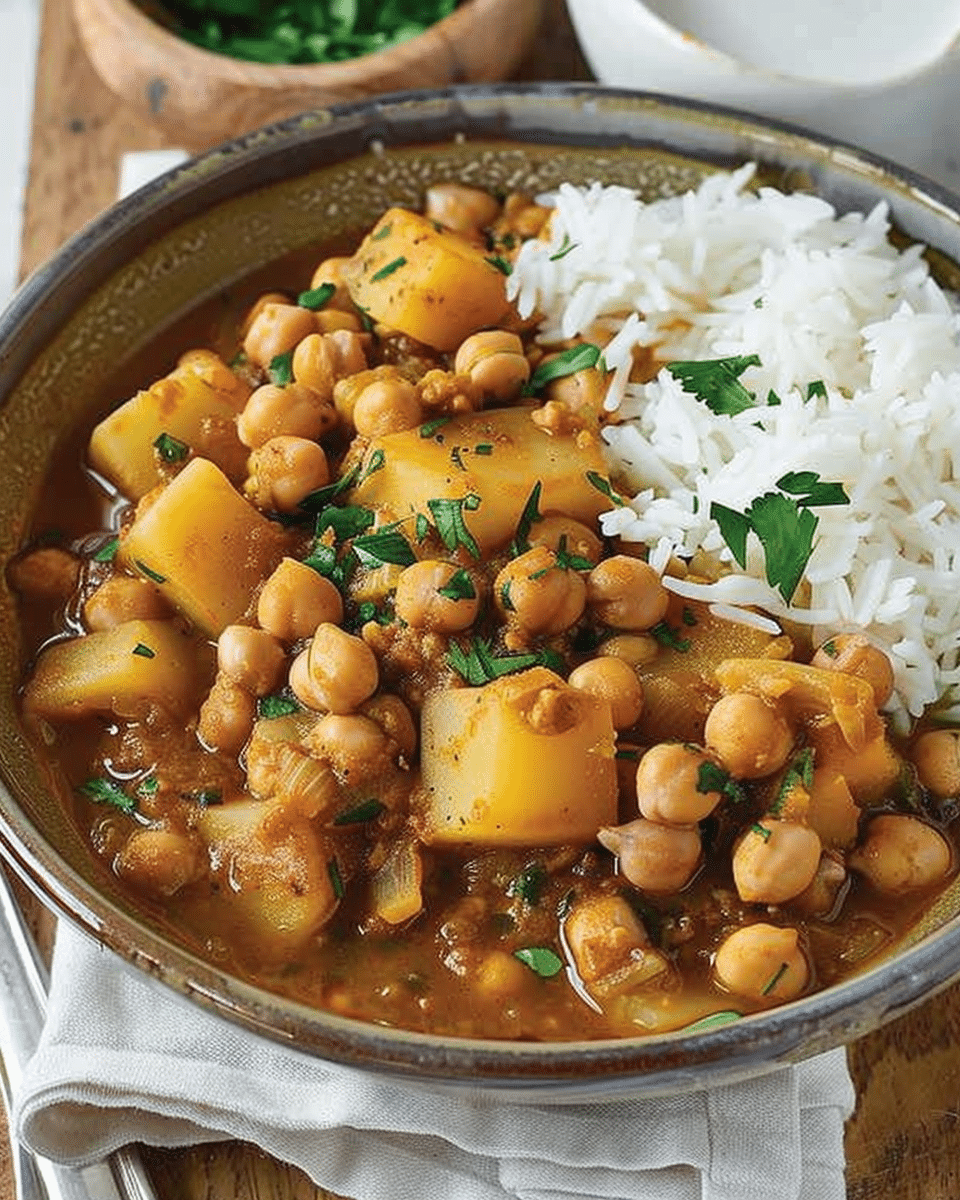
134, 560, 166, 584
297, 282, 336, 310
772, 747, 815, 815
511, 481, 544, 556
316, 504, 374, 543
585, 470, 626, 506
258, 694, 301, 719
549, 233, 578, 261
667, 354, 761, 416
415, 513, 432, 542
650, 620, 690, 652
78, 777, 136, 815
132, 643, 155, 659
499, 580, 515, 611
93, 536, 119, 563
475, 443, 493, 456
298, 463, 361, 512
615, 748, 640, 761
751, 822, 772, 842
302, 541, 341, 582
137, 775, 159, 797
775, 471, 850, 508
485, 255, 512, 276
508, 862, 547, 906
370, 256, 407, 282
513, 946, 563, 978
371, 223, 392, 241
327, 856, 345, 900
333, 798, 386, 825
419, 416, 450, 439
427, 495, 481, 559
153, 432, 190, 463
182, 788, 222, 806
767, 389, 782, 407
682, 1010, 742, 1033
762, 961, 790, 995
352, 527, 416, 569
553, 534, 594, 573
525, 342, 601, 394
436, 568, 476, 602
268, 349, 294, 385
682, 605, 698, 627
360, 448, 386, 480
806, 379, 827, 401
821, 639, 838, 658
696, 760, 747, 805
447, 638, 558, 686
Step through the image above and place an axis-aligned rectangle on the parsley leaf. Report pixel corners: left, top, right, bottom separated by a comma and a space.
511, 481, 544, 556
508, 862, 547, 905
525, 343, 601, 395
485, 255, 512, 275
710, 502, 752, 569
78, 777, 136, 815
775, 471, 850, 508
667, 354, 761, 416
436, 568, 476, 601
427, 495, 481, 559
513, 946, 563, 978
298, 463, 360, 512
268, 349, 294, 385
696, 760, 748, 805
352, 527, 416, 569
93, 536, 119, 563
772, 747, 816, 815
370, 256, 407, 282
258, 694, 301, 719
549, 233, 578, 261
333, 798, 386, 825
650, 620, 690, 652
316, 504, 374, 543
585, 470, 626, 506
447, 638, 557, 686
153, 431, 190, 463
297, 282, 336, 310
748, 491, 818, 603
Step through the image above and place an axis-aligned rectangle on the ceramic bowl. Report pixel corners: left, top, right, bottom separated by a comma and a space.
73, 0, 546, 145
4, 85, 960, 1100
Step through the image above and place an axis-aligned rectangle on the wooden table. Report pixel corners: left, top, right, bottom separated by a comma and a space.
13, 0, 960, 1195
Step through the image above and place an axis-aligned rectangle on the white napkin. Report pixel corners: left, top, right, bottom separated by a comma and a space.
14, 922, 855, 1200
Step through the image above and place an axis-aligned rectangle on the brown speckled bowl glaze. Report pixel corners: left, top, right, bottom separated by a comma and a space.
4, 85, 960, 1100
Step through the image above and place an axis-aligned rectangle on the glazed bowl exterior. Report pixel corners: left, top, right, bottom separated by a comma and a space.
4, 84, 960, 1101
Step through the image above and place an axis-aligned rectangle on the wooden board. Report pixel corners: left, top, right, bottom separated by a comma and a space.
14, 0, 960, 1195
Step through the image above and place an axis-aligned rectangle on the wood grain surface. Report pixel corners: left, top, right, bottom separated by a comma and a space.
14, 0, 960, 1195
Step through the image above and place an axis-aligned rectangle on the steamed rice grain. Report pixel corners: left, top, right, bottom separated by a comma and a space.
507, 164, 960, 720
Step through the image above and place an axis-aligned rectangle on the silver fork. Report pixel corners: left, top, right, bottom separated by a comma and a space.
0, 864, 158, 1200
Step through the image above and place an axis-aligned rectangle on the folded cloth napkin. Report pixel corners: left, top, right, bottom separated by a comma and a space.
13, 922, 855, 1200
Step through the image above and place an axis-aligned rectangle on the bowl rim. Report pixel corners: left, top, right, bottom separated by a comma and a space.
5, 81, 960, 1098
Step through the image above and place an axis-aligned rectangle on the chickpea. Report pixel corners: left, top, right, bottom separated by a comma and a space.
394, 560, 480, 633
313, 309, 362, 335
360, 693, 418, 760
115, 827, 203, 898
910, 729, 960, 798
353, 377, 423, 438
308, 256, 355, 311
304, 622, 379, 714
289, 647, 325, 710
732, 819, 822, 904
635, 742, 723, 825
425, 183, 500, 237
598, 633, 659, 668
586, 556, 669, 631
792, 852, 848, 918
83, 575, 171, 631
849, 814, 952, 895
244, 436, 330, 512
257, 558, 344, 642
237, 382, 333, 448
568, 657, 644, 730
545, 364, 608, 416
305, 712, 391, 786
242, 303, 317, 368
563, 894, 651, 983
812, 633, 895, 708
7, 546, 80, 604
705, 692, 794, 779
528, 514, 603, 565
239, 292, 289, 339
494, 546, 586, 637
292, 329, 368, 401
333, 365, 407, 427
197, 675, 257, 755
454, 331, 530, 403
713, 923, 809, 1003
597, 817, 701, 893
474, 949, 531, 999
217, 625, 286, 696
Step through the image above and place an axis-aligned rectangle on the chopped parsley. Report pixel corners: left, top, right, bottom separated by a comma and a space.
772, 747, 816, 815
585, 470, 625, 506
485, 255, 512, 275
525, 342, 601, 395
93, 536, 119, 563
298, 463, 361, 511
436, 568, 476, 602
650, 620, 691, 652
549, 233, 578, 261
511, 481, 544, 556
370, 256, 407, 282
333, 798, 386, 825
351, 527, 416, 569
182, 788, 222, 806
447, 637, 560, 686
696, 760, 747, 805
297, 282, 335, 310
267, 349, 294, 385
751, 822, 772, 843
153, 431, 190, 463
316, 503, 375, 543
762, 961, 790, 995
666, 354, 761, 416
419, 416, 450, 439
134, 560, 166, 584
258, 694, 301, 719
427, 495, 481, 558
508, 862, 547, 906
327, 857, 346, 901
132, 643, 155, 659
513, 946, 563, 978
360, 448, 386, 480
78, 777, 136, 815
682, 1010, 742, 1033
806, 379, 827, 401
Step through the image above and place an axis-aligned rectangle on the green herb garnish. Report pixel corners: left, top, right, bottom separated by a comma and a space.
137, 775, 159, 797
352, 527, 416, 569
132, 643, 155, 659
360, 448, 386, 480
327, 856, 345, 901
549, 233, 578, 261
775, 471, 850, 508
513, 946, 564, 978
806, 379, 827, 401
666, 354, 761, 416
650, 620, 690, 652
333, 798, 386, 825
751, 822, 772, 842
298, 463, 360, 511
696, 760, 747, 805
134, 560, 166, 584
268, 349, 294, 385
508, 862, 547, 906
585, 470, 626, 506
762, 961, 790, 995
419, 416, 450, 439
153, 432, 190, 463
682, 1010, 743, 1033
93, 536, 119, 563
182, 789, 222, 806
475, 442, 493, 456
258, 694, 301, 719
525, 342, 601, 395
772, 747, 815, 815
427, 495, 481, 558
370, 256, 407, 282
78, 777, 136, 815
447, 638, 556, 686
316, 504, 375, 543
297, 282, 336, 310
485, 255, 512, 276
436, 568, 476, 602
511, 481, 543, 556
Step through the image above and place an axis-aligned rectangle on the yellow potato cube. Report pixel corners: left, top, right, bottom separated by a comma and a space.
420, 667, 617, 845
89, 350, 251, 500
352, 407, 611, 556
342, 207, 513, 351
23, 618, 205, 721
118, 457, 288, 637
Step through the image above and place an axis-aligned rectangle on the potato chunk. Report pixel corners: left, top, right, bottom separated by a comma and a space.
89, 351, 250, 500
352, 407, 610, 556
118, 457, 288, 637
198, 798, 340, 962
23, 618, 204, 721
420, 667, 617, 845
342, 207, 513, 351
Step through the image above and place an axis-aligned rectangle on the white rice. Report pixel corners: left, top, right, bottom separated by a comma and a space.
507, 164, 960, 723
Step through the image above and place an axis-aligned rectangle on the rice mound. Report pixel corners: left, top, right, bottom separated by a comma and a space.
507, 164, 960, 722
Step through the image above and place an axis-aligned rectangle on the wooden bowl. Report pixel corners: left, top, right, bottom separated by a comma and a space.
72, 0, 547, 145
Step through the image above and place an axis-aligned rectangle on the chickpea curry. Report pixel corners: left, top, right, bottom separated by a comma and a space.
10, 181, 959, 1041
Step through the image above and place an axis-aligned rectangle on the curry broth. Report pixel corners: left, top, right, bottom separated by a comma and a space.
11, 194, 960, 1042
